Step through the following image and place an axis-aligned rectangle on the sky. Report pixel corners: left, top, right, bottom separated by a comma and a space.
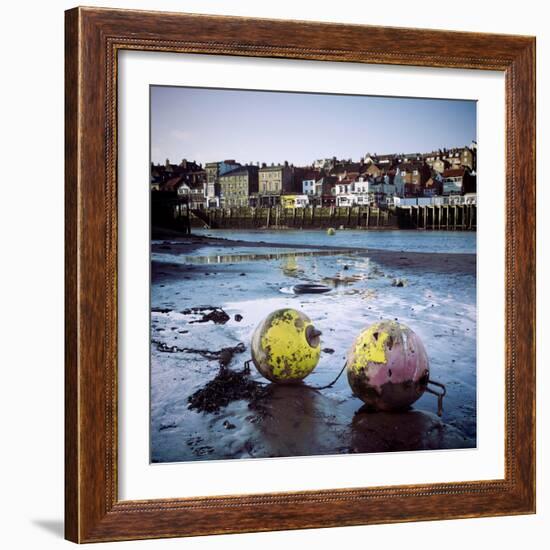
150, 86, 476, 167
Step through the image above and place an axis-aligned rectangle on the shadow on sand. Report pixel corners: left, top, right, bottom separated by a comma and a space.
350, 406, 470, 453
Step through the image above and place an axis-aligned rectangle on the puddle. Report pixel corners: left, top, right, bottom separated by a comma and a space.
169, 248, 361, 265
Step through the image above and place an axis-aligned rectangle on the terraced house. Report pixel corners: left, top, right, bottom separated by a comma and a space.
258, 162, 293, 206
219, 165, 259, 207
205, 159, 241, 207
397, 162, 432, 196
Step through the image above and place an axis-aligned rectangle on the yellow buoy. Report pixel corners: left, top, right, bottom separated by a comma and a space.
251, 309, 322, 383
327, 227, 336, 235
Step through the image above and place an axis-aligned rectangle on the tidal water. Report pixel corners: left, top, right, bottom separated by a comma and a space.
192, 228, 477, 254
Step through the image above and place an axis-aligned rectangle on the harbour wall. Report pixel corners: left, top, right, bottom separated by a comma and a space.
190, 204, 476, 231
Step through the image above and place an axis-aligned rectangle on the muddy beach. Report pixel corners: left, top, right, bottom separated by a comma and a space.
150, 228, 476, 463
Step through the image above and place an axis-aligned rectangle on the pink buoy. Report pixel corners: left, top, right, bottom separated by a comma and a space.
346, 320, 432, 411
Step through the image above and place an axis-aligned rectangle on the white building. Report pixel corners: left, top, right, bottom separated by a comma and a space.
334, 178, 372, 206
282, 194, 310, 208
336, 192, 373, 207
302, 179, 316, 196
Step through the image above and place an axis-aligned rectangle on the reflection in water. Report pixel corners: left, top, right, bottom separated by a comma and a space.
173, 249, 361, 265
350, 406, 469, 453
281, 255, 303, 278
322, 274, 365, 288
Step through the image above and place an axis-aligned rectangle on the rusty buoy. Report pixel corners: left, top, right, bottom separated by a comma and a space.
251, 309, 322, 383
346, 320, 433, 411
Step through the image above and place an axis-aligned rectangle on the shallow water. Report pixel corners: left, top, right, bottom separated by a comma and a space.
193, 228, 477, 254
151, 230, 477, 463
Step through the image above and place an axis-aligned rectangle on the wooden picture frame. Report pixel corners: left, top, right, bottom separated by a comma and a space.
65, 6, 536, 543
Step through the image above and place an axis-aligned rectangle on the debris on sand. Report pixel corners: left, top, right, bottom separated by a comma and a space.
152, 340, 245, 368
234, 314, 243, 322
188, 366, 268, 413
366, 266, 384, 280
152, 307, 173, 314
181, 306, 230, 324
158, 422, 177, 431
322, 348, 335, 354
392, 277, 408, 287
216, 343, 246, 368
292, 283, 332, 294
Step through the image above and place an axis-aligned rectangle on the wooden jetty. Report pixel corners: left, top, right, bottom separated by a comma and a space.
152, 201, 476, 233
396, 204, 476, 230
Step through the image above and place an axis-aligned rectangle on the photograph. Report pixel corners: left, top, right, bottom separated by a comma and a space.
149, 86, 478, 463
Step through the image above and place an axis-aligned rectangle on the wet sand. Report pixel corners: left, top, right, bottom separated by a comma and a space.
150, 230, 477, 463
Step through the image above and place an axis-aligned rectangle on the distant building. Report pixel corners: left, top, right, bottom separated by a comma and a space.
363, 153, 396, 167
154, 143, 476, 209
432, 157, 449, 174
205, 160, 241, 207
151, 158, 206, 207
176, 177, 206, 209
177, 181, 206, 209
302, 178, 316, 196
459, 147, 475, 170
334, 176, 371, 206
423, 176, 442, 197
336, 193, 373, 207
367, 173, 397, 206
312, 157, 336, 170
363, 164, 383, 179
314, 176, 338, 207
443, 147, 474, 170
219, 165, 259, 207
330, 161, 364, 181
442, 168, 476, 195
258, 162, 293, 206
151, 158, 203, 186
334, 178, 355, 197
161, 176, 184, 193
397, 162, 431, 197
281, 194, 310, 208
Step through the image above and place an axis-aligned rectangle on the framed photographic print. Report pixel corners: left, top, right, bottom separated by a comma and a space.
65, 6, 536, 543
